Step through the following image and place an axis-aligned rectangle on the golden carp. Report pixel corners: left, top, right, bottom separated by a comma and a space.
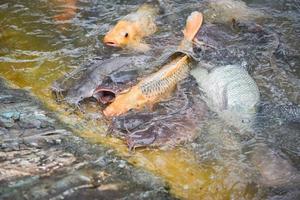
103, 4, 158, 51
103, 11, 203, 117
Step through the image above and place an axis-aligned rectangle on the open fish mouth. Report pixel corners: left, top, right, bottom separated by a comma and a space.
93, 87, 117, 104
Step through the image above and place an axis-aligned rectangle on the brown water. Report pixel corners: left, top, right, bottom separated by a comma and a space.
0, 0, 299, 199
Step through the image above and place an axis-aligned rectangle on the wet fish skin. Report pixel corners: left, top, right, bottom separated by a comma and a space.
191, 64, 260, 130
51, 55, 153, 106
110, 76, 208, 149
191, 64, 300, 128
257, 104, 300, 124
103, 4, 158, 51
276, 105, 300, 123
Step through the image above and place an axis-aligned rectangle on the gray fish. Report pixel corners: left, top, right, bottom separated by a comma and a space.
51, 55, 154, 106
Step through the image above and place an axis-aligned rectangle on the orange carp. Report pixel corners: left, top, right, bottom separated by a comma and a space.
103, 11, 203, 117
53, 0, 77, 21
103, 4, 158, 51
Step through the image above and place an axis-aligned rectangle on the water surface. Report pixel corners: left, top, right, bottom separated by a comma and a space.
0, 0, 299, 199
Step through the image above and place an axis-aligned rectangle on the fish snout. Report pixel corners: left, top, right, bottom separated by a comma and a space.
103, 99, 133, 117
103, 35, 120, 47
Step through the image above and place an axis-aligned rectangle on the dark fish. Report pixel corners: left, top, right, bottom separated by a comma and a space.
51, 55, 154, 106
110, 76, 208, 149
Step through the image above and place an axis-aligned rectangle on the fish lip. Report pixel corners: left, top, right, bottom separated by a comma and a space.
93, 87, 116, 105
104, 41, 120, 47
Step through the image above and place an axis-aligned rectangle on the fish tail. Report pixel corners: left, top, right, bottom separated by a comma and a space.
178, 11, 203, 51
182, 11, 203, 41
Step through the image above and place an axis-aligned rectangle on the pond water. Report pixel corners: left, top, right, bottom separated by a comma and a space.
0, 0, 299, 199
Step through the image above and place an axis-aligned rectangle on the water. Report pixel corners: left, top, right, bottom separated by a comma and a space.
0, 0, 299, 199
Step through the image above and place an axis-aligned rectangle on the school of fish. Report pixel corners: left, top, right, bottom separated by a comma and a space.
103, 11, 203, 117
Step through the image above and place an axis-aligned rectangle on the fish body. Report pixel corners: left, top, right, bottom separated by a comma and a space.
103, 11, 203, 117
191, 64, 260, 130
51, 55, 154, 106
104, 55, 191, 116
103, 4, 158, 51
111, 76, 208, 149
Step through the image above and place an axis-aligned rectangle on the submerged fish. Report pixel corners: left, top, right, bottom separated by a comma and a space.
103, 11, 203, 117
111, 76, 208, 149
53, 0, 77, 21
103, 4, 158, 52
204, 0, 264, 24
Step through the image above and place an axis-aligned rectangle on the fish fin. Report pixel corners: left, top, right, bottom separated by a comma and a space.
178, 11, 203, 51
182, 11, 203, 42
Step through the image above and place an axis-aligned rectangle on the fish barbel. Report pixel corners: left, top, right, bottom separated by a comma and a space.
104, 11, 203, 117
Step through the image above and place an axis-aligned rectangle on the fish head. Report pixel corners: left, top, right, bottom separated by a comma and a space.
103, 86, 147, 117
103, 20, 139, 48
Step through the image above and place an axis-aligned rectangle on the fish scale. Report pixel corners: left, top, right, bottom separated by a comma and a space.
140, 56, 190, 98
191, 64, 260, 130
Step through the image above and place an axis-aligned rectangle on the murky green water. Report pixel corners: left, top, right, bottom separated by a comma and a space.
1, 0, 299, 199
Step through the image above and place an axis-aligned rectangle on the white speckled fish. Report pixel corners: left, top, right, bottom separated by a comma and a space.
191, 64, 260, 130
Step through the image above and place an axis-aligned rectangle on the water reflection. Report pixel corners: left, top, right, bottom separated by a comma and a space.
0, 0, 299, 199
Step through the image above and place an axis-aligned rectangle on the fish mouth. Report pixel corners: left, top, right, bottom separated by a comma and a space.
103, 36, 120, 47
93, 87, 116, 104
105, 42, 120, 47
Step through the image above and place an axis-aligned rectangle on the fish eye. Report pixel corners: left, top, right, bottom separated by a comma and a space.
124, 32, 129, 38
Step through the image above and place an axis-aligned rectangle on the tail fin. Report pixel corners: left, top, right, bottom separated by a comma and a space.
182, 11, 203, 41
178, 11, 203, 51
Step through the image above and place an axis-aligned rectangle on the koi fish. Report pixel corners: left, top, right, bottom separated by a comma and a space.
103, 11, 203, 117
103, 4, 158, 51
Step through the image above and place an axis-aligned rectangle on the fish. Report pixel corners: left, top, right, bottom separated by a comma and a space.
103, 11, 203, 117
51, 55, 155, 106
53, 0, 77, 21
204, 0, 264, 24
103, 4, 158, 52
191, 64, 260, 131
190, 23, 300, 189
110, 76, 208, 149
